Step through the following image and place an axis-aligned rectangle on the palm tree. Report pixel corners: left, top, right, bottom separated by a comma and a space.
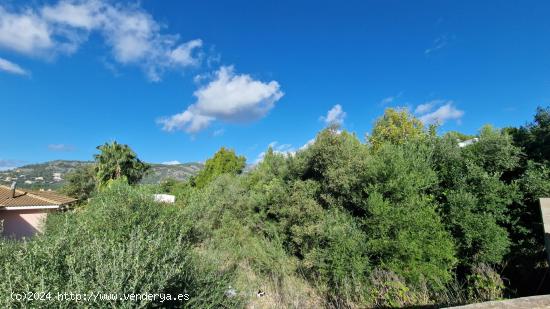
94, 141, 150, 188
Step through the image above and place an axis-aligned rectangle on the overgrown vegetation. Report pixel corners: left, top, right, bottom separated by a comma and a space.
0, 181, 240, 308
1, 107, 549, 308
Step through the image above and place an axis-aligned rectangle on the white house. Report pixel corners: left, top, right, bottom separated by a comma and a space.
52, 173, 63, 182
153, 194, 176, 204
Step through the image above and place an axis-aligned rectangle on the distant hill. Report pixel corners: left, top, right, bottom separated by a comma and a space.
141, 163, 204, 184
0, 160, 204, 190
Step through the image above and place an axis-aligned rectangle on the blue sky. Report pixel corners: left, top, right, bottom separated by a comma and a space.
1, 0, 549, 168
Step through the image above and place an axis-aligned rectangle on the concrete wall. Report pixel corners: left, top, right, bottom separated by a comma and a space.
0, 209, 53, 239
446, 294, 550, 308
540, 198, 550, 263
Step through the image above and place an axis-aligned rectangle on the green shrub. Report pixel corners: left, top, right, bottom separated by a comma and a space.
3, 107, 547, 308
445, 191, 510, 265
193, 147, 246, 189
59, 164, 96, 203
0, 181, 240, 308
433, 128, 520, 268
466, 264, 505, 302
303, 208, 370, 306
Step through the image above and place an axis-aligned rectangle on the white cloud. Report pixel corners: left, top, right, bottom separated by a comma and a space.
0, 57, 29, 75
169, 39, 203, 67
159, 65, 284, 133
0, 0, 203, 81
96, 4, 203, 81
417, 101, 464, 125
48, 144, 75, 152
253, 153, 266, 164
254, 137, 319, 164
162, 160, 181, 165
254, 141, 296, 164
299, 138, 316, 150
42, 1, 102, 29
212, 129, 225, 137
425, 34, 450, 55
414, 102, 433, 114
159, 109, 213, 133
414, 99, 445, 115
192, 66, 283, 121
379, 92, 402, 105
0, 6, 54, 56
269, 141, 294, 153
320, 104, 346, 125
380, 96, 395, 104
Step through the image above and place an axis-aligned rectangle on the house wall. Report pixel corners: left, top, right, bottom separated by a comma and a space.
0, 209, 53, 239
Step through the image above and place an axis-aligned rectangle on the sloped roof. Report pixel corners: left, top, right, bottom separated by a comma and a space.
0, 185, 77, 207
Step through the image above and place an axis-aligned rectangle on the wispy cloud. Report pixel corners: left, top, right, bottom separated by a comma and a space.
379, 92, 403, 105
299, 138, 316, 151
212, 129, 225, 137
254, 137, 319, 164
414, 99, 445, 115
254, 141, 296, 164
414, 100, 464, 125
320, 104, 346, 126
0, 57, 29, 76
380, 96, 395, 105
0, 159, 26, 171
48, 144, 76, 152
0, 0, 203, 81
425, 34, 451, 55
158, 65, 283, 134
269, 141, 294, 153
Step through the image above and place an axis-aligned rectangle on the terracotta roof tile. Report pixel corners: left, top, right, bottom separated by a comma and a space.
0, 185, 77, 207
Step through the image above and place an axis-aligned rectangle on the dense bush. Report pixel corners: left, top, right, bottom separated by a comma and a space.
193, 147, 246, 188
0, 181, 240, 308
237, 126, 458, 307
2, 107, 549, 308
170, 108, 545, 307
502, 107, 550, 295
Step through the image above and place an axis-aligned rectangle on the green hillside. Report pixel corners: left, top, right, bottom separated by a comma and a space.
0, 160, 203, 190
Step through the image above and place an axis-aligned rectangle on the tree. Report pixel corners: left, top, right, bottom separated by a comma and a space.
368, 108, 428, 150
463, 125, 521, 175
362, 142, 457, 286
503, 161, 550, 295
502, 109, 550, 293
193, 147, 246, 188
507, 106, 550, 165
293, 127, 368, 216
59, 164, 97, 203
432, 127, 521, 267
495, 107, 550, 295
292, 130, 456, 288
94, 141, 150, 188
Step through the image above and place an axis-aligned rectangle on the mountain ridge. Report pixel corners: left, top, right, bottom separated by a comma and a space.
0, 160, 204, 190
